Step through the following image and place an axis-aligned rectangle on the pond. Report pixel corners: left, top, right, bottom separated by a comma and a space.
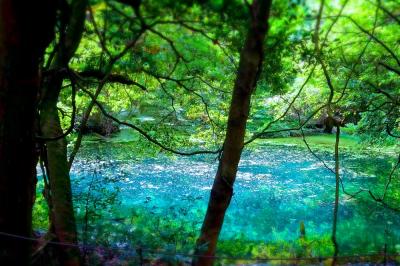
41, 140, 400, 263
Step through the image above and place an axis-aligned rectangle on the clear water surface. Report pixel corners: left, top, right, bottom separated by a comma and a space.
65, 142, 400, 260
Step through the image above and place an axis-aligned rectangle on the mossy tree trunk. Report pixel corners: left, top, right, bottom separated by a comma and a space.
38, 0, 87, 265
40, 76, 81, 265
192, 1, 272, 265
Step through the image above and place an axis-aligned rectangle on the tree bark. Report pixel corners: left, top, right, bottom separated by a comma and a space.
0, 0, 57, 264
40, 77, 81, 266
38, 1, 87, 265
192, 1, 272, 265
332, 125, 340, 265
324, 116, 334, 133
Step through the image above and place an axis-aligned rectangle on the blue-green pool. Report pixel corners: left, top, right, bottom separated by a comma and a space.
67, 142, 400, 261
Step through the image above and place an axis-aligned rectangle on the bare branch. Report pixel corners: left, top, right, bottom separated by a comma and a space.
78, 69, 147, 90
344, 15, 400, 67
80, 86, 221, 156
379, 61, 400, 76
36, 71, 77, 142
244, 65, 317, 145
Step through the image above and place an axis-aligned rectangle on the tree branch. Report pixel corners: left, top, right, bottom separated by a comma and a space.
80, 86, 221, 156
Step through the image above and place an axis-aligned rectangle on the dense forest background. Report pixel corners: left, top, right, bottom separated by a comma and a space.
0, 0, 399, 265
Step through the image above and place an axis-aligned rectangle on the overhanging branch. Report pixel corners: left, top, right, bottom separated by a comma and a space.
80, 86, 221, 156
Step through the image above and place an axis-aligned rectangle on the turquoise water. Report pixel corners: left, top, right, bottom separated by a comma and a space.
70, 142, 400, 259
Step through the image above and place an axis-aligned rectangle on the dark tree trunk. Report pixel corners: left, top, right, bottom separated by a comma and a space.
192, 1, 272, 265
38, 1, 87, 264
324, 116, 334, 133
0, 0, 57, 264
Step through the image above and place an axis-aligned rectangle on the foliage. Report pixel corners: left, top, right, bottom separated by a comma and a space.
33, 0, 400, 263
32, 180, 49, 230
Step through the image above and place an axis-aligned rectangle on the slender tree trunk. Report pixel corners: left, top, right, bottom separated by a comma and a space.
40, 77, 81, 265
0, 0, 56, 264
38, 1, 87, 265
192, 1, 272, 265
332, 125, 340, 265
68, 84, 104, 168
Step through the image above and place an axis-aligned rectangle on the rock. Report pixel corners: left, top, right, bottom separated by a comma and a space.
75, 112, 120, 136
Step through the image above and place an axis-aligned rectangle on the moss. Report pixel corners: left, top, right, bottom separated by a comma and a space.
32, 180, 49, 230
253, 134, 398, 155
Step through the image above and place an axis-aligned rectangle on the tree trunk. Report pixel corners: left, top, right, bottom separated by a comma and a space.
38, 1, 87, 264
332, 125, 340, 265
324, 116, 334, 133
0, 0, 57, 264
192, 1, 272, 265
40, 77, 81, 265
